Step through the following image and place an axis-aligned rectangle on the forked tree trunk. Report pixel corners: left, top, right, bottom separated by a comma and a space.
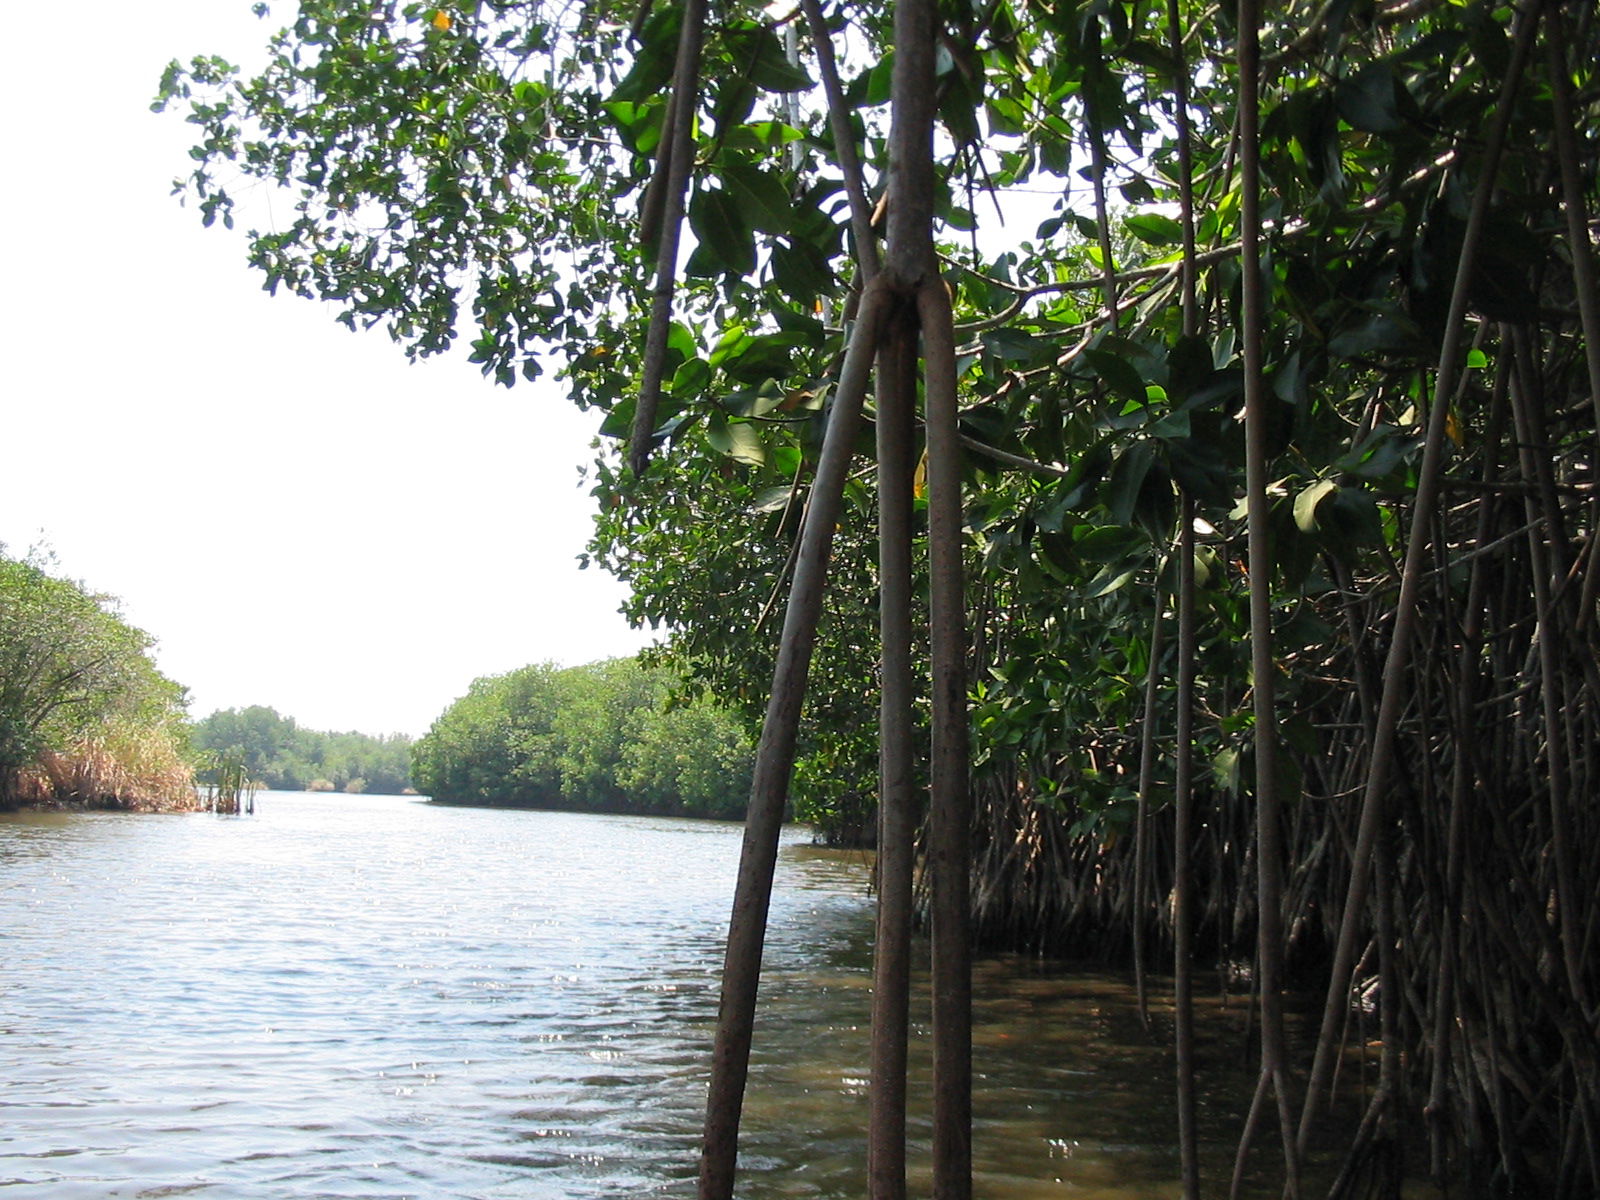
698, 0, 966, 1195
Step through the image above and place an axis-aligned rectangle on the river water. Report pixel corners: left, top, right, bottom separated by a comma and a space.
1, 793, 1262, 1199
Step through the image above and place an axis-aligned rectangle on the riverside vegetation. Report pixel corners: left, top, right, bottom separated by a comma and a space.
0, 547, 194, 811
411, 657, 755, 818
190, 704, 416, 795
4, 546, 752, 814
160, 1, 1600, 1196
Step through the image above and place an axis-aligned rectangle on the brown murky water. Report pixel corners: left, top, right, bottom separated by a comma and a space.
1, 793, 1277, 1198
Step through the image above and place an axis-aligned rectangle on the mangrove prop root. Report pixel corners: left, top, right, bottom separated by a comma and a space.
698, 279, 890, 1200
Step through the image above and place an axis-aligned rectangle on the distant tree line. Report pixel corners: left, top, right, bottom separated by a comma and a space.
411, 658, 753, 819
190, 705, 414, 795
0, 547, 193, 810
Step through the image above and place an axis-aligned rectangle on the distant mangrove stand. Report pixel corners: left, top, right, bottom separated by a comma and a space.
411, 658, 754, 821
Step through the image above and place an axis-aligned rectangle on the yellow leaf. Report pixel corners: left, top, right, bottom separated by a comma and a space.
913, 449, 928, 500
431, 9, 452, 30
1446, 409, 1463, 447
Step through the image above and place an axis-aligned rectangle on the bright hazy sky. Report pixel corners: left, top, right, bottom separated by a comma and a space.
1, 2, 655, 737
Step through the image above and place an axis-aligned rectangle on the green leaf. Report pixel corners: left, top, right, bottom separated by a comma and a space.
1084, 348, 1147, 406
1123, 212, 1183, 245
986, 94, 1027, 136
708, 324, 750, 368
1147, 409, 1190, 439
706, 413, 766, 465
1278, 608, 1336, 650
1327, 311, 1419, 359
770, 237, 836, 301
721, 121, 804, 150
1082, 563, 1138, 599
723, 160, 794, 236
688, 187, 755, 276
720, 333, 796, 383
983, 326, 1050, 364
1336, 62, 1405, 135
1104, 441, 1155, 526
743, 29, 814, 92
1074, 525, 1144, 563
1212, 746, 1243, 794
751, 485, 793, 513
725, 378, 790, 415
671, 357, 712, 396
1294, 478, 1339, 533
864, 54, 894, 105
1338, 425, 1417, 480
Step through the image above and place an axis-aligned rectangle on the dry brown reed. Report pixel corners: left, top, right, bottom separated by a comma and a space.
15, 721, 199, 812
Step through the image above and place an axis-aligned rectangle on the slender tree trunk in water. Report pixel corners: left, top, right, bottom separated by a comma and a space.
870, 309, 918, 1200
1428, 356, 1508, 1181
701, 0, 961, 1192
1235, 0, 1299, 1190
1296, 3, 1543, 1158
1167, 0, 1200, 1188
920, 274, 972, 1200
1508, 323, 1584, 1008
698, 282, 890, 1200
1175, 502, 1201, 1200
881, 0, 969, 1187
1132, 603, 1166, 1028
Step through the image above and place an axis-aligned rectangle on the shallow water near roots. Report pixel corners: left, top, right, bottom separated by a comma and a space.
3, 792, 1278, 1199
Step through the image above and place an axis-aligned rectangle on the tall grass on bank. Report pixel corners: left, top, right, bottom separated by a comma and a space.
14, 719, 199, 812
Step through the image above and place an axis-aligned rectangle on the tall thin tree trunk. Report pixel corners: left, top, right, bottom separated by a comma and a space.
1508, 322, 1584, 1008
698, 280, 891, 1200
1175, 500, 1202, 1200
870, 306, 918, 1200
921, 273, 972, 1200
1427, 350, 1508, 1184
1168, 0, 1202, 1184
1236, 0, 1299, 1190
1132, 601, 1166, 1027
702, 0, 959, 1192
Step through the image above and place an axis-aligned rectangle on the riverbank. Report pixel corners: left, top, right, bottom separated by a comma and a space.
0, 794, 203, 814
3, 749, 200, 814
424, 793, 749, 823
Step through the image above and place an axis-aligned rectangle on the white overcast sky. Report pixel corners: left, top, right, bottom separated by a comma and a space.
0, 1, 655, 737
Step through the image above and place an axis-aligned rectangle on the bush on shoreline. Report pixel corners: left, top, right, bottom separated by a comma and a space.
0, 548, 195, 812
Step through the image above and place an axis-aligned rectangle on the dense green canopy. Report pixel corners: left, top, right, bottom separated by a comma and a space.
410, 657, 754, 817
